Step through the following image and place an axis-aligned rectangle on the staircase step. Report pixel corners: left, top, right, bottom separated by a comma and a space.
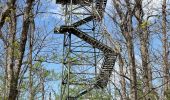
72, 16, 94, 27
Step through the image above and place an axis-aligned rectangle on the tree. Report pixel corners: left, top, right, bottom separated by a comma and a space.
28, 8, 35, 100
0, 0, 36, 99
118, 54, 127, 100
134, 0, 153, 99
162, 0, 170, 99
112, 0, 137, 99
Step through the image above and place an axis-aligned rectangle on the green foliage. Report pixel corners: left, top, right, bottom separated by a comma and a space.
164, 89, 170, 100
33, 56, 45, 69
5, 17, 10, 22
34, 61, 41, 68
43, 70, 50, 77
140, 21, 150, 29
137, 79, 159, 100
147, 92, 159, 100
21, 83, 27, 90
42, 69, 60, 81
67, 56, 80, 64
137, 80, 144, 98
39, 56, 45, 62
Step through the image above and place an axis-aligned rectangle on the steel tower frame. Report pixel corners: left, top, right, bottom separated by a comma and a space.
55, 0, 118, 99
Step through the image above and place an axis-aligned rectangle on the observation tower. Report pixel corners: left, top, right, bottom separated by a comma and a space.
54, 0, 118, 99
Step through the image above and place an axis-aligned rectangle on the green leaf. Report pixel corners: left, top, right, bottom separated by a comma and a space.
140, 21, 150, 29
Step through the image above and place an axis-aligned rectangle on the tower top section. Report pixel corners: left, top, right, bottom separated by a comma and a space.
56, 0, 93, 5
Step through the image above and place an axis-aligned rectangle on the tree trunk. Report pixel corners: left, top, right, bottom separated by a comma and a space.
134, 0, 152, 99
140, 29, 150, 99
126, 38, 137, 100
6, 0, 35, 99
162, 0, 169, 99
119, 54, 127, 100
124, 8, 137, 100
4, 45, 8, 99
41, 68, 45, 100
7, 5, 18, 99
29, 11, 35, 100
112, 0, 137, 99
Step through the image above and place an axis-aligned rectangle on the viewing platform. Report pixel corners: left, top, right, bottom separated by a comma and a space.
56, 0, 93, 5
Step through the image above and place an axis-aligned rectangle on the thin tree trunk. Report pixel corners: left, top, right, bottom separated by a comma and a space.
134, 0, 152, 99
7, 5, 17, 99
7, 0, 35, 99
127, 38, 137, 100
0, 1, 16, 99
124, 8, 137, 100
162, 0, 169, 99
4, 44, 8, 99
140, 29, 150, 99
119, 54, 127, 100
41, 68, 45, 100
29, 10, 35, 100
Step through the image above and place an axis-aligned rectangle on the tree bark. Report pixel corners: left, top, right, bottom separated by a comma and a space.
0, 1, 16, 99
29, 9, 35, 100
41, 68, 45, 100
126, 37, 137, 100
134, 0, 152, 99
6, 0, 35, 99
162, 0, 169, 99
7, 5, 17, 99
119, 54, 127, 100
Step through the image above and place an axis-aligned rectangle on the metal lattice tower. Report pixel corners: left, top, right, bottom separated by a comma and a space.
54, 0, 118, 99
